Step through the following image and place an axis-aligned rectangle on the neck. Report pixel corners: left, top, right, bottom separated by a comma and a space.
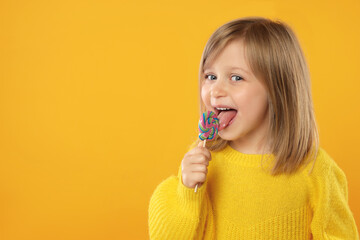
229, 134, 272, 154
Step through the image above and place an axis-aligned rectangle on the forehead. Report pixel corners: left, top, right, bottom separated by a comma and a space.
203, 39, 250, 74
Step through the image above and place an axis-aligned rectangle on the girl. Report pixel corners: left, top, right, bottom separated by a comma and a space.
148, 16, 359, 239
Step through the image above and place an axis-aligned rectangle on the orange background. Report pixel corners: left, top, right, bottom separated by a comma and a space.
0, 0, 359, 239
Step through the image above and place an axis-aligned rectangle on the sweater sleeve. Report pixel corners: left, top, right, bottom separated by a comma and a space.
309, 157, 359, 240
148, 146, 215, 239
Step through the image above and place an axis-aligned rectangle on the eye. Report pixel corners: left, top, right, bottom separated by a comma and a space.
204, 74, 244, 81
204, 74, 216, 80
231, 75, 243, 81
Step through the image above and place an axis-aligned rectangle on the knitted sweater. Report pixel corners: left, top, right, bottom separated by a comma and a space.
148, 144, 359, 239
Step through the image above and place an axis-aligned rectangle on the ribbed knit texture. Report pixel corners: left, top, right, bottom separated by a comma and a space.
148, 144, 359, 239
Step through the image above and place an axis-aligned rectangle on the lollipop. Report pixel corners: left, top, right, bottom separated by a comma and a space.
195, 110, 219, 193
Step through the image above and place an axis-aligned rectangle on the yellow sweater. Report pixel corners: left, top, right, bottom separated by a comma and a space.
148, 144, 359, 239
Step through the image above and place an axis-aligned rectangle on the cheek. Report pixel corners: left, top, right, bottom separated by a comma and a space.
201, 85, 210, 105
251, 96, 268, 118
237, 89, 268, 120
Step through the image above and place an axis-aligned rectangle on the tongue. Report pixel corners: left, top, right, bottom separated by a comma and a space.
218, 110, 237, 131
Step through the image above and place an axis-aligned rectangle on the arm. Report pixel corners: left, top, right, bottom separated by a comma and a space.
148, 165, 214, 240
309, 159, 359, 239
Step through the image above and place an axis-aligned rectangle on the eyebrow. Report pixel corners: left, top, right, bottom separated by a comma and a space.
204, 66, 250, 75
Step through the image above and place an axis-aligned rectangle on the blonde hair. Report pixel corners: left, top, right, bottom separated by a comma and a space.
192, 16, 319, 176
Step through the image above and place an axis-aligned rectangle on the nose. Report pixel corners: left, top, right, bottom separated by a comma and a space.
210, 78, 227, 98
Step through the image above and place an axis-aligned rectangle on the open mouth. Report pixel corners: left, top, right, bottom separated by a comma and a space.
214, 108, 237, 116
214, 108, 238, 131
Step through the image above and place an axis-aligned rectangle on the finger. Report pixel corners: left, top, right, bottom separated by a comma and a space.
193, 172, 206, 183
189, 154, 209, 165
190, 146, 211, 160
191, 163, 208, 173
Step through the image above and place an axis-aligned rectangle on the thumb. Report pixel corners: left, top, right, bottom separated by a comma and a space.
198, 141, 204, 148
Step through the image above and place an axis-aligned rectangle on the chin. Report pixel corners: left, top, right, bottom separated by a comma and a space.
218, 131, 237, 141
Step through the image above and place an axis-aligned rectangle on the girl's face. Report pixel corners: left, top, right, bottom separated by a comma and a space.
201, 38, 271, 154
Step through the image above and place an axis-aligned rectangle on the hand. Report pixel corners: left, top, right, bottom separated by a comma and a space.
181, 141, 212, 189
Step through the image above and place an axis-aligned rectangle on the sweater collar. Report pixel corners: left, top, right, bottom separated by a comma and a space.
220, 144, 275, 168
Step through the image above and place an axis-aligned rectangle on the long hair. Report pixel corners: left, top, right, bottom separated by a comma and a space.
191, 16, 319, 176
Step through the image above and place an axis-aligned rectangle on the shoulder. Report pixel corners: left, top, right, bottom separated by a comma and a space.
317, 148, 349, 193
302, 146, 349, 196
301, 146, 349, 193
302, 146, 340, 177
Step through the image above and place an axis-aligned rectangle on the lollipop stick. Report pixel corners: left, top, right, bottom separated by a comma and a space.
195, 139, 207, 193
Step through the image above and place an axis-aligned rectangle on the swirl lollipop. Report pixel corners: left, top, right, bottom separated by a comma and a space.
195, 110, 219, 192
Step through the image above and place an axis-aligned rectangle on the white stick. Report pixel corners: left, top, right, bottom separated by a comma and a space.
194, 139, 207, 193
